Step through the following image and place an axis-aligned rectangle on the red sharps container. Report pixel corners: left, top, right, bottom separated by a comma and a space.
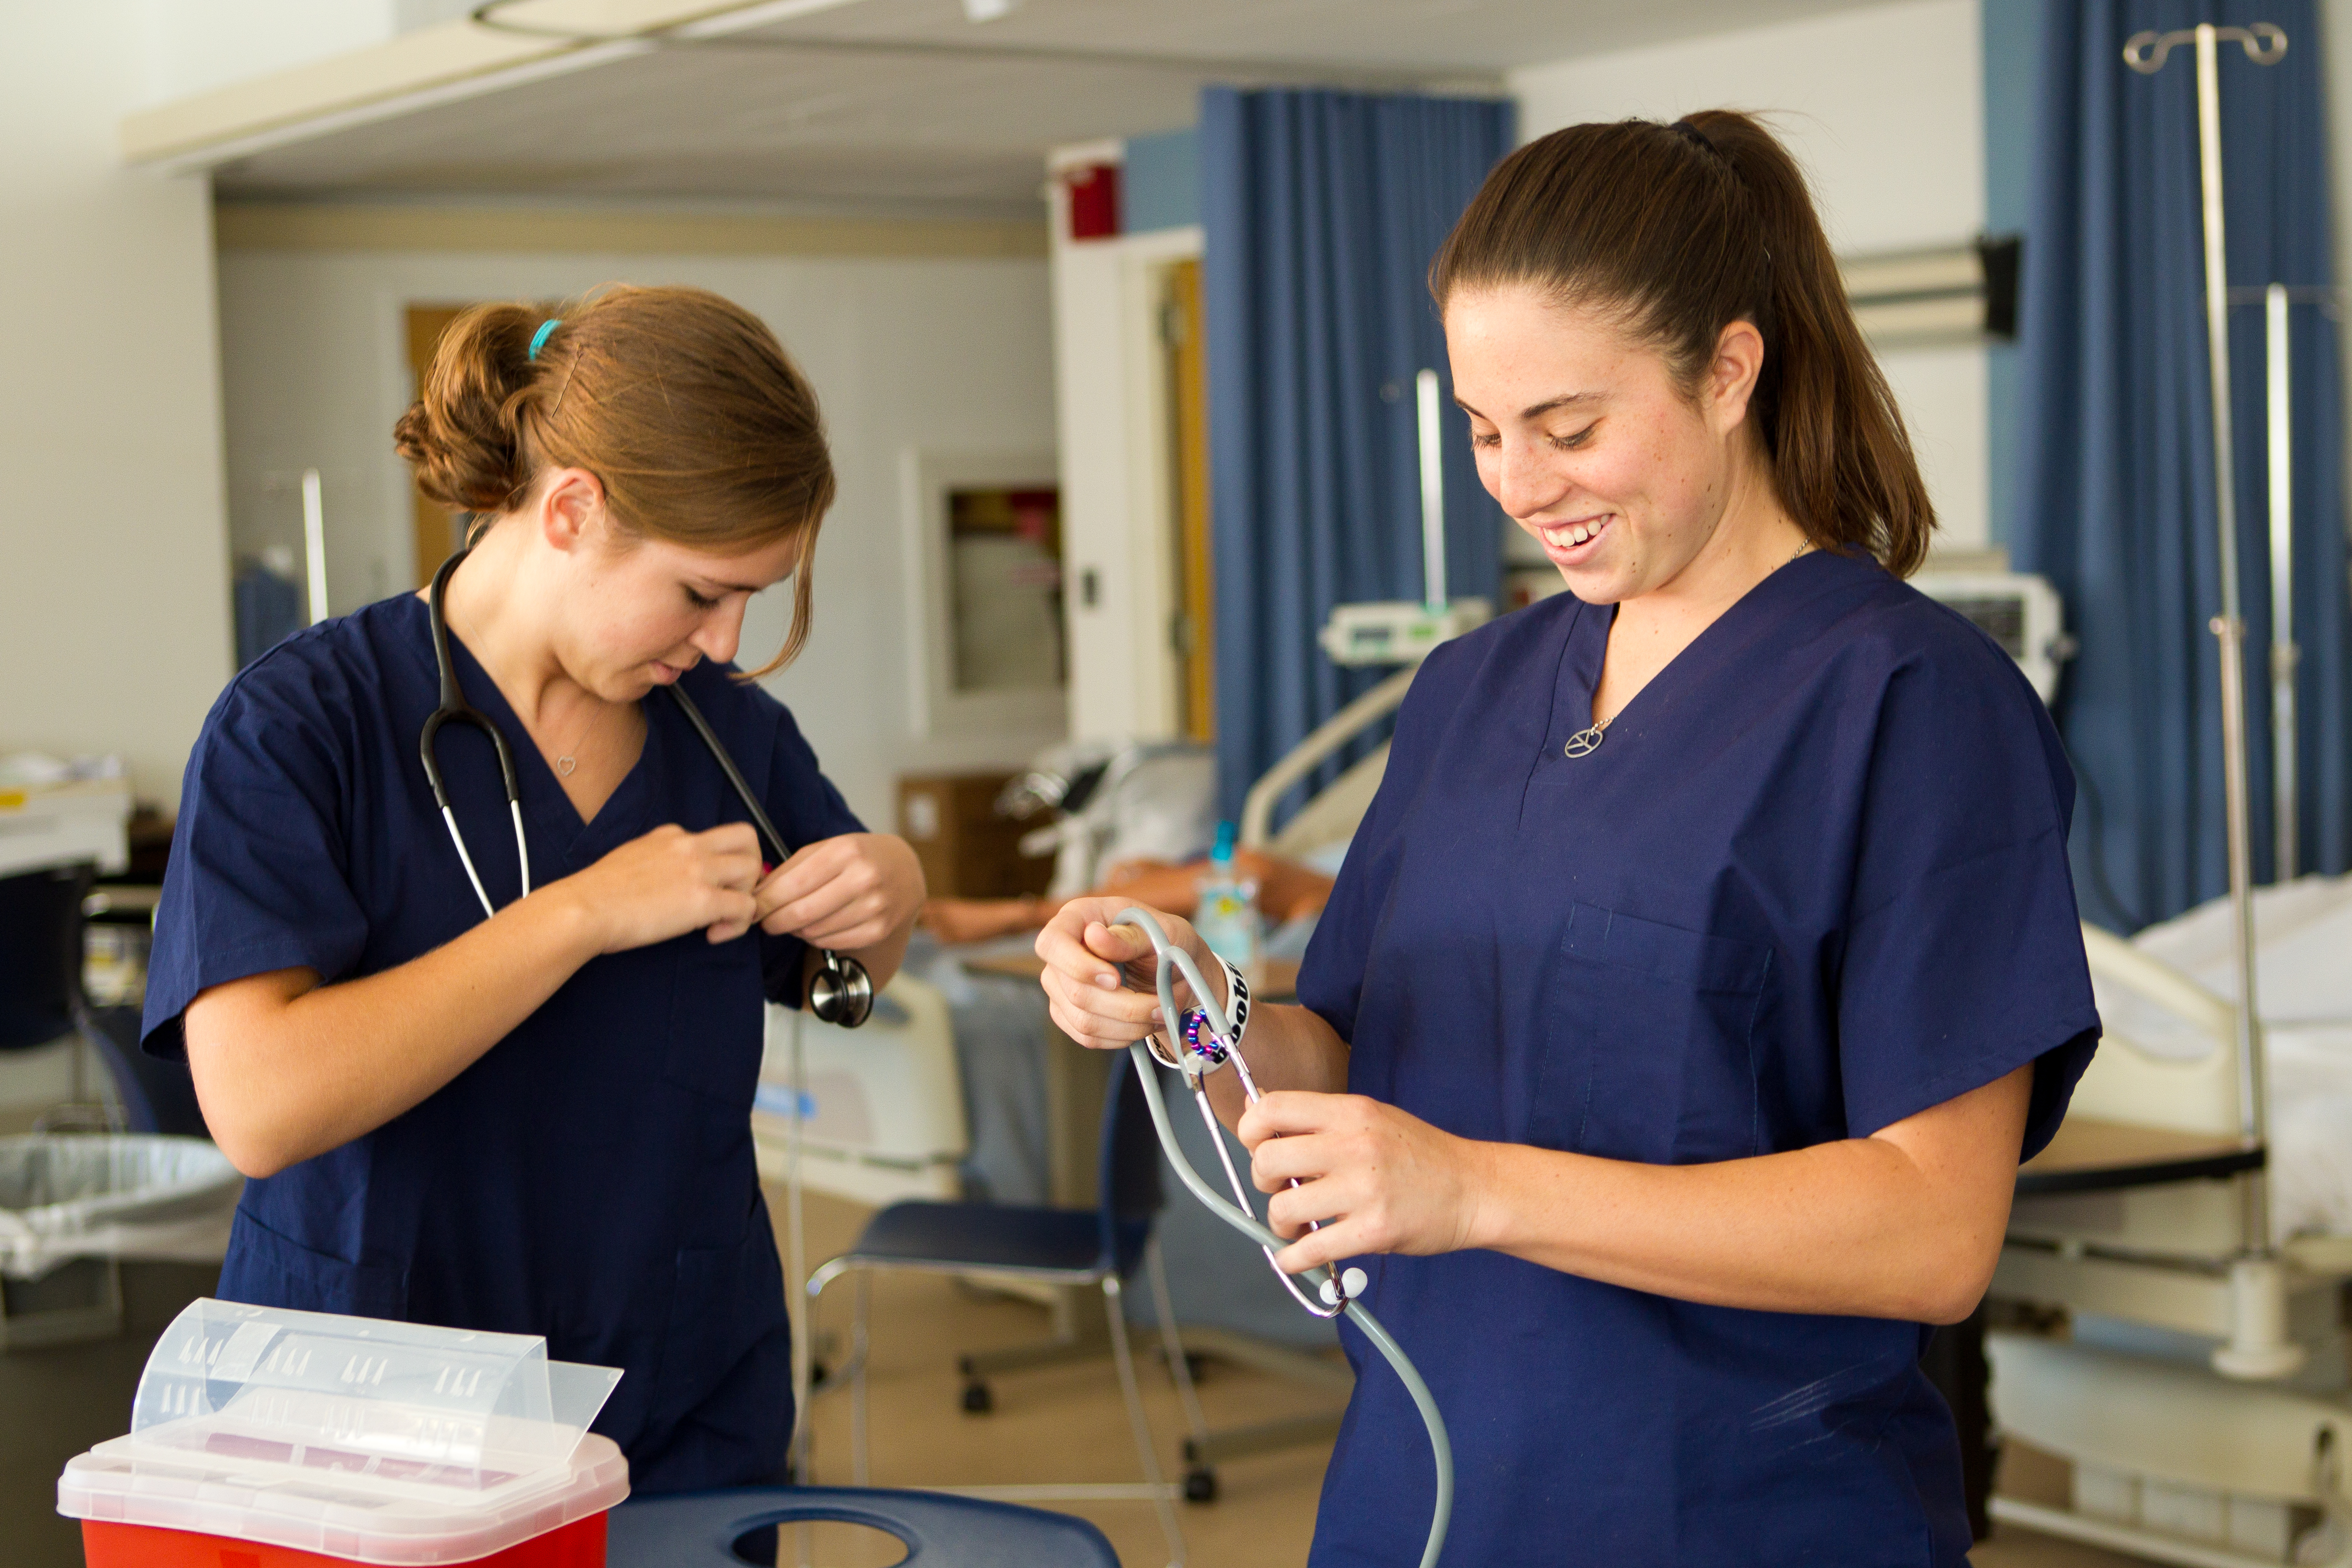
58, 1299, 628, 1568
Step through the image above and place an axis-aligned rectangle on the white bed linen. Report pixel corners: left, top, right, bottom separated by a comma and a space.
2092, 876, 2352, 1240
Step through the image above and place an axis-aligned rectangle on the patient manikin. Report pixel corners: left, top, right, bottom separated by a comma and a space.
925, 738, 1336, 946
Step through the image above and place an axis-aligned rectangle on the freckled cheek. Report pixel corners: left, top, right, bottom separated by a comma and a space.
1472, 447, 1505, 502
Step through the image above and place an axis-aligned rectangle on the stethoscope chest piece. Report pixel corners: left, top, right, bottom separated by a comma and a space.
808, 949, 874, 1028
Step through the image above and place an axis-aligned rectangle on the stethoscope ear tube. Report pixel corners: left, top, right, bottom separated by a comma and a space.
1111, 907, 1452, 1568
662, 683, 873, 1029
425, 548, 532, 917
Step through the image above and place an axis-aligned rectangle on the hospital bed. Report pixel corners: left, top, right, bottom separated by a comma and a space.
1989, 881, 2352, 1568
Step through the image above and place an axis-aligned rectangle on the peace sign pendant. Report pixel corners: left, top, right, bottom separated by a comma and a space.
1563, 724, 1607, 759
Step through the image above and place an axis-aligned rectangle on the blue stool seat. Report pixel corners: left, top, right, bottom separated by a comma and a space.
844, 1200, 1150, 1280
609, 1484, 1120, 1568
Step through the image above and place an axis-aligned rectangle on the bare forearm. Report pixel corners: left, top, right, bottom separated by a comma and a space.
1465, 1135, 2009, 1323
187, 888, 602, 1176
1203, 1002, 1350, 1130
847, 921, 912, 993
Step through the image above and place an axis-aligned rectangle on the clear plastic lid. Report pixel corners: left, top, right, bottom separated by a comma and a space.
124, 1298, 621, 1493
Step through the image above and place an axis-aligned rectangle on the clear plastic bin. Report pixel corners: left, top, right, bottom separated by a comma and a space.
0, 1134, 242, 1349
0, 1135, 241, 1276
57, 1298, 627, 1565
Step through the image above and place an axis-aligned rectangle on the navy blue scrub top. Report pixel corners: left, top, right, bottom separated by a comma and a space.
144, 594, 862, 1494
1297, 549, 2099, 1568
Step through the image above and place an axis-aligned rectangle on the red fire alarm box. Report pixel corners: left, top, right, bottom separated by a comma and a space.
1064, 161, 1121, 241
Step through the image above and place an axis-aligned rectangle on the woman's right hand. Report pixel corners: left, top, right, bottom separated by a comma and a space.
1034, 896, 1222, 1052
560, 822, 764, 953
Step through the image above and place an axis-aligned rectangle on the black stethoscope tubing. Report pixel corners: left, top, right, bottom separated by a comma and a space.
420, 545, 873, 1028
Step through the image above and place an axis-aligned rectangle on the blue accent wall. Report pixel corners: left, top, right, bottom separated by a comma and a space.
1124, 127, 1200, 233
1983, 0, 2043, 548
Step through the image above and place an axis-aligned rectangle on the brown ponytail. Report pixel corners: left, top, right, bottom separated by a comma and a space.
1429, 111, 1934, 577
393, 284, 836, 675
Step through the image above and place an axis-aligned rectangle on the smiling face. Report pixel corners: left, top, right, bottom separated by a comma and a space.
533, 470, 805, 702
1446, 282, 1776, 608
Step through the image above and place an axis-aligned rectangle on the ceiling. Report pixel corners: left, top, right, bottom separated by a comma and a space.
210, 0, 1892, 217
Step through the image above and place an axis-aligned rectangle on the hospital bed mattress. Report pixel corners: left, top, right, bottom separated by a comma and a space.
2093, 876, 2352, 1243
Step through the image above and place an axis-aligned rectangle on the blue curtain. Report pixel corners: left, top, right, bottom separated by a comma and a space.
2013, 0, 2348, 930
1200, 86, 1513, 823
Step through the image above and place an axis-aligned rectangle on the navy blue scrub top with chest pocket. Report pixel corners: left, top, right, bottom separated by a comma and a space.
1297, 549, 2099, 1567
143, 593, 862, 1494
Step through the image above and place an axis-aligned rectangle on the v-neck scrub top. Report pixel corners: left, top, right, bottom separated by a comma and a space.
144, 593, 862, 1494
1296, 549, 2099, 1567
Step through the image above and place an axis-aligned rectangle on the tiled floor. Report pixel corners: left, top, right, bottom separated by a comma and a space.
0, 1189, 2175, 1568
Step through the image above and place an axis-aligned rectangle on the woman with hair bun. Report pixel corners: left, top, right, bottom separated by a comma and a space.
1039, 113, 2100, 1562
144, 285, 923, 1492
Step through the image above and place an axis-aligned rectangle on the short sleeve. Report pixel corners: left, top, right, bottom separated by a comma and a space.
1296, 644, 1468, 1044
1837, 618, 2100, 1158
143, 658, 371, 1060
755, 695, 868, 1008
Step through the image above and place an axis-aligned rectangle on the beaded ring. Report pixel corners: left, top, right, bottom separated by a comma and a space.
1181, 1007, 1231, 1068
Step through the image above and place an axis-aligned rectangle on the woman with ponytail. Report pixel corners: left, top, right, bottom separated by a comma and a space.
1038, 114, 2098, 1563
144, 285, 924, 1492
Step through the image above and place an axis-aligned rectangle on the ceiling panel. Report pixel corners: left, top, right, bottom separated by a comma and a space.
212, 0, 1889, 213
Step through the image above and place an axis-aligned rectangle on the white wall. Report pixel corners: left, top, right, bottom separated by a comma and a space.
136, 0, 396, 106
215, 244, 1059, 827
1509, 0, 1992, 549
0, 1, 234, 811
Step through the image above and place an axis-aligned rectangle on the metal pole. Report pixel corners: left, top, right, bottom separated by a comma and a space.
786, 1005, 813, 1505
2264, 283, 2299, 882
2190, 26, 2270, 1250
300, 468, 330, 625
1415, 368, 1446, 613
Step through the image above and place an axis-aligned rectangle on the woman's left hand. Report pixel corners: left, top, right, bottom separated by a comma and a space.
754, 833, 925, 951
1238, 1092, 1493, 1276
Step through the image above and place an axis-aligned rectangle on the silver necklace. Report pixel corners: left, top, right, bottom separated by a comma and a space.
548, 703, 603, 778
1564, 539, 1813, 760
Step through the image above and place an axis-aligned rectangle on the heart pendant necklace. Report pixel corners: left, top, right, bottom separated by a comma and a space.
551, 705, 600, 780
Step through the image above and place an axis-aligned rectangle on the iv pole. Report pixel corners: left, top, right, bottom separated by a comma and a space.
2123, 20, 2302, 1377
2226, 279, 2342, 882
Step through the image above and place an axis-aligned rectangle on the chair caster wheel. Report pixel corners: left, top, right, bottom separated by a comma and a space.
961, 1380, 993, 1414
1184, 1466, 1218, 1503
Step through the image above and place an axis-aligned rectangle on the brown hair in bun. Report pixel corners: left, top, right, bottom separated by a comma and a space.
393, 283, 836, 675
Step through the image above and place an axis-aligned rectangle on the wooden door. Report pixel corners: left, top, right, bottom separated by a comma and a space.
1164, 259, 1214, 742
405, 305, 472, 590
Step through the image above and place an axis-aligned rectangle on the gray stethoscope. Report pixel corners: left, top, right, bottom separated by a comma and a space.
419, 547, 874, 1028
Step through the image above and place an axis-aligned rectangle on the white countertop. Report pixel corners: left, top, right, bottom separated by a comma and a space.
0, 777, 133, 880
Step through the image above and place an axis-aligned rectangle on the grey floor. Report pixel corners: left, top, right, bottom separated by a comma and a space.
1, 1261, 220, 1568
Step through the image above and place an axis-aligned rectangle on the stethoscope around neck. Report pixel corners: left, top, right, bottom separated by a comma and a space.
419, 546, 874, 1029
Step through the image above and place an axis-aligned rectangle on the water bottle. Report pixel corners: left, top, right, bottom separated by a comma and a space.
1193, 821, 1262, 969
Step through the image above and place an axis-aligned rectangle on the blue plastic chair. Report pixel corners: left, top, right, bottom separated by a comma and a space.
609, 1484, 1118, 1568
804, 1063, 1205, 1565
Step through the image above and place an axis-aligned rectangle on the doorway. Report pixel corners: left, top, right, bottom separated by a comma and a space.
404, 305, 472, 590
1162, 258, 1213, 744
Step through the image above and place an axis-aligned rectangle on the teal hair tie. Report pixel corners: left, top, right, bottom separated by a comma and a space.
527, 318, 562, 361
